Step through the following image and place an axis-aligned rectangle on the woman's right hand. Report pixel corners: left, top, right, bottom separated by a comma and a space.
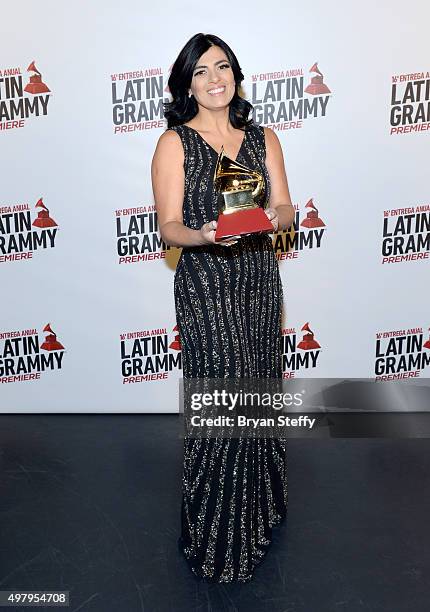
199, 220, 239, 247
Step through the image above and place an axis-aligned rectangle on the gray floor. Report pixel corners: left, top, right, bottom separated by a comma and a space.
0, 414, 429, 612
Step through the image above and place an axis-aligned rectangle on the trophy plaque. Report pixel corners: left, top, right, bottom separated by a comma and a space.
213, 147, 274, 241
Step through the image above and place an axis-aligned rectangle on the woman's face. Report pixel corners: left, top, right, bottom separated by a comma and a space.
189, 45, 236, 112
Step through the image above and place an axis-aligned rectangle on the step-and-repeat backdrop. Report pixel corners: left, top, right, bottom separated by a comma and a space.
1, 0, 429, 412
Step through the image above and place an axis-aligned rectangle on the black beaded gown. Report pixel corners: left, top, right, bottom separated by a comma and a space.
169, 122, 288, 582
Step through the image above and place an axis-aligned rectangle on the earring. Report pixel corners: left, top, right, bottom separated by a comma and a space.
188, 91, 192, 98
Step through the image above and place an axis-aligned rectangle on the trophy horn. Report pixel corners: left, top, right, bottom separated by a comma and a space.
214, 148, 263, 200
212, 147, 273, 240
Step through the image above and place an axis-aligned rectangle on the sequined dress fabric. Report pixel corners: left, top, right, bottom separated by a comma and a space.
170, 123, 288, 582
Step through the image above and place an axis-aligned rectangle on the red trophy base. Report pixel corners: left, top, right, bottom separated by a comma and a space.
215, 207, 273, 241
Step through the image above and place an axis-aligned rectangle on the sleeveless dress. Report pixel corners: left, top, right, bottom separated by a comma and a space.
169, 122, 288, 582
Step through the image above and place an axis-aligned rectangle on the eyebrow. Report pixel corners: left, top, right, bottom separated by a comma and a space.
193, 59, 230, 71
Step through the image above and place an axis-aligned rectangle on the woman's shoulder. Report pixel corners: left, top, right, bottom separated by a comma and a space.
165, 123, 184, 133
162, 124, 192, 149
153, 127, 185, 163
260, 124, 282, 141
157, 125, 184, 146
259, 125, 281, 150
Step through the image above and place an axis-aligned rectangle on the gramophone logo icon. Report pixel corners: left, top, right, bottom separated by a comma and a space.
32, 198, 58, 228
24, 61, 51, 95
305, 63, 331, 96
169, 325, 181, 351
300, 198, 325, 229
297, 322, 321, 351
40, 323, 65, 352
424, 329, 430, 350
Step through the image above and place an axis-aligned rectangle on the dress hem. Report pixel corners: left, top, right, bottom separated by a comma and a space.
177, 510, 287, 583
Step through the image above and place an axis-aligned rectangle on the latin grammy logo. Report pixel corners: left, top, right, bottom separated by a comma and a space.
40, 323, 65, 352
169, 325, 181, 351
300, 198, 325, 229
305, 63, 331, 96
297, 322, 321, 350
32, 198, 58, 228
424, 328, 430, 350
24, 61, 51, 95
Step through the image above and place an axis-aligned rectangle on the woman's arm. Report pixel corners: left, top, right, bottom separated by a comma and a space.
151, 130, 234, 247
263, 127, 296, 231
151, 130, 206, 247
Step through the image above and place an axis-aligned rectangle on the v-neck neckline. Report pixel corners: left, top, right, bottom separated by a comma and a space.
183, 124, 247, 162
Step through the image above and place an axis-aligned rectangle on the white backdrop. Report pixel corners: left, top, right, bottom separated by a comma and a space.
1, 0, 429, 412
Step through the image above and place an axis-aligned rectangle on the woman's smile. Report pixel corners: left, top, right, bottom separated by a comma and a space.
207, 86, 226, 96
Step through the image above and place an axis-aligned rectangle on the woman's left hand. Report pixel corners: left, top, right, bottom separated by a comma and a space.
265, 207, 279, 232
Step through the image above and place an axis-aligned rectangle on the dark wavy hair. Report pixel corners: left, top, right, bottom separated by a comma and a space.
164, 33, 253, 129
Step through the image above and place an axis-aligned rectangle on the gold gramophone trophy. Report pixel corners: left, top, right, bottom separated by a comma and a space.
213, 148, 273, 241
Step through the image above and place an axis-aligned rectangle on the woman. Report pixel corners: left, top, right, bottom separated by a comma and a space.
151, 33, 295, 582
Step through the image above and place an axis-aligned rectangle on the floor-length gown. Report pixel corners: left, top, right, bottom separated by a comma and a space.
170, 122, 288, 582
